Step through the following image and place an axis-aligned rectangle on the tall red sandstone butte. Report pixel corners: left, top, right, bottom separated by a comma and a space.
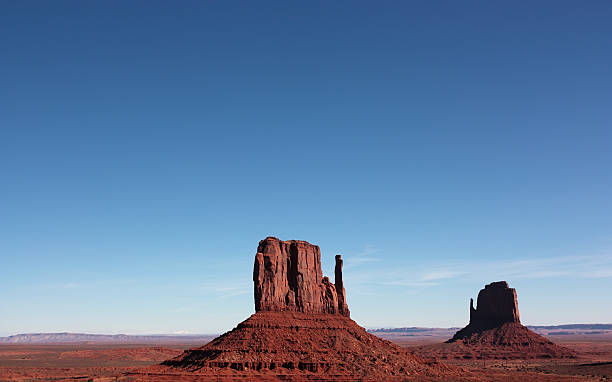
159, 237, 451, 380
253, 237, 349, 316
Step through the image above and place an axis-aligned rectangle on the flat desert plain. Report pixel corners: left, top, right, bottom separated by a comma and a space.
0, 332, 610, 381
378, 331, 612, 381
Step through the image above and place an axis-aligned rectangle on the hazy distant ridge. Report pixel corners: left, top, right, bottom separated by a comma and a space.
4, 324, 611, 344
369, 324, 612, 333
527, 324, 612, 330
0, 332, 217, 344
369, 327, 459, 333
369, 324, 612, 338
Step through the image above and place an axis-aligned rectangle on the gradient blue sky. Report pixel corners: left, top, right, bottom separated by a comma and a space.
1, 1, 611, 336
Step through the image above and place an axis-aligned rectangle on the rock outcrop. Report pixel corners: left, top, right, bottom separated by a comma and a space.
443, 281, 574, 359
253, 237, 349, 316
160, 237, 450, 380
469, 281, 520, 329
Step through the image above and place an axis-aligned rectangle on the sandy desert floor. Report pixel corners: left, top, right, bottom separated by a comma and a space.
0, 335, 610, 381
0, 344, 183, 381
386, 333, 612, 381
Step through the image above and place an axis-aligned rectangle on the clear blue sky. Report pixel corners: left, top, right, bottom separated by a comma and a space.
1, 1, 611, 336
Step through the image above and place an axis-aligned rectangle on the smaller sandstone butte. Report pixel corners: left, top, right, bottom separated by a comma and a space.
442, 281, 575, 359
469, 281, 520, 330
253, 237, 349, 316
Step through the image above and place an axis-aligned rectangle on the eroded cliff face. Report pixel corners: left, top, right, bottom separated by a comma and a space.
253, 237, 349, 317
469, 281, 520, 328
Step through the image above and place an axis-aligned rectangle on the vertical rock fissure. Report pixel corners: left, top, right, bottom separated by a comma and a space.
288, 243, 299, 309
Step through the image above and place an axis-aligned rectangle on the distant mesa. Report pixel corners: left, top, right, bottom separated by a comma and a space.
0, 333, 216, 344
159, 237, 451, 380
452, 281, 520, 338
443, 281, 575, 359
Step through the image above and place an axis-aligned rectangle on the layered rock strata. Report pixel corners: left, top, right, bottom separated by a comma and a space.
162, 311, 444, 378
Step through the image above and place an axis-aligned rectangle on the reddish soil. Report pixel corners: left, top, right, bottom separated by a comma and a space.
1, 336, 611, 381
0, 344, 184, 381
401, 334, 612, 381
